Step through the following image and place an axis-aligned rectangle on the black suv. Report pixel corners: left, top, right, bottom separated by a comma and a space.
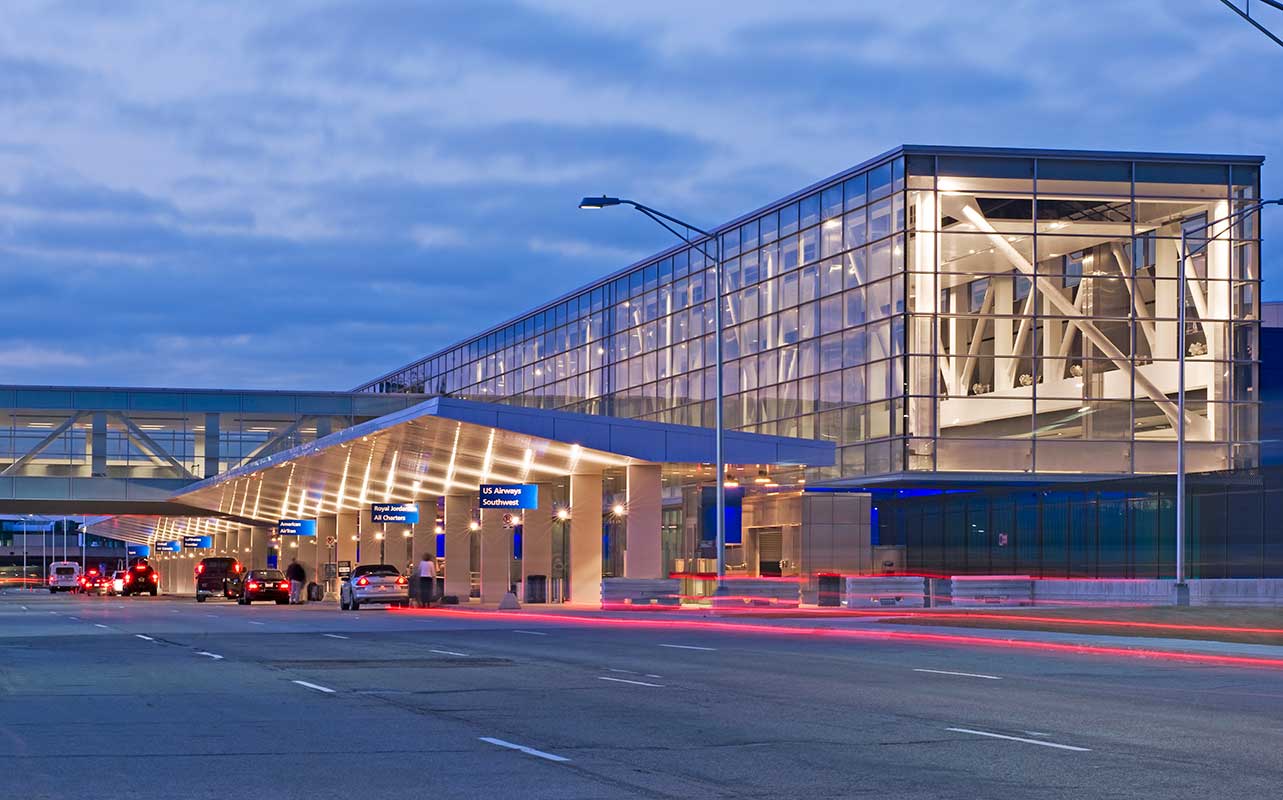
120, 559, 159, 596
195, 557, 242, 602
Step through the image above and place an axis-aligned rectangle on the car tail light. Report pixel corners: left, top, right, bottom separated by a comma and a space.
125, 574, 133, 583
150, 574, 159, 583
279, 581, 290, 590
247, 581, 259, 591
136, 564, 147, 571
196, 564, 205, 575
233, 563, 242, 574
395, 576, 407, 586
355, 576, 369, 587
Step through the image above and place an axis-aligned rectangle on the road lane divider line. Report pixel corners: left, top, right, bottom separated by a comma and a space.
479, 737, 570, 762
247, 621, 266, 625
914, 668, 1002, 680
94, 624, 110, 629
291, 680, 336, 694
946, 727, 1090, 752
597, 676, 665, 688
196, 651, 224, 660
20, 605, 27, 610
658, 643, 716, 651
322, 633, 350, 639
430, 649, 470, 657
512, 630, 548, 636
607, 668, 639, 674
134, 634, 154, 641
645, 673, 663, 678
67, 615, 79, 620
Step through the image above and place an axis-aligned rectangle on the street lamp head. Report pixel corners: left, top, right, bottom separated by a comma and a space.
579, 195, 622, 210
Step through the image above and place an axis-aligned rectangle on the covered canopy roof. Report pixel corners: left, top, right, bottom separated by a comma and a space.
171, 396, 833, 526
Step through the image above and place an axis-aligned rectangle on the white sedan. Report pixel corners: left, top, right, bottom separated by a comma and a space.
340, 564, 410, 610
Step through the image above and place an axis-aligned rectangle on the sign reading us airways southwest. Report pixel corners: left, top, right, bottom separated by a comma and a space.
370, 503, 420, 524
276, 519, 318, 536
182, 535, 213, 549
156, 541, 181, 552
479, 484, 538, 510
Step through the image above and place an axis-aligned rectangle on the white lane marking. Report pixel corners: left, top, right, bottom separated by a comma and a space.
914, 668, 1002, 681
946, 727, 1090, 752
67, 616, 79, 620
322, 633, 350, 640
430, 649, 470, 657
597, 676, 665, 688
171, 609, 180, 613
512, 630, 548, 636
645, 673, 663, 678
20, 605, 27, 611
247, 621, 266, 625
196, 651, 224, 660
94, 624, 110, 629
115, 604, 124, 609
205, 614, 217, 618
658, 643, 715, 651
607, 668, 639, 674
479, 737, 570, 763
134, 634, 154, 641
292, 680, 336, 694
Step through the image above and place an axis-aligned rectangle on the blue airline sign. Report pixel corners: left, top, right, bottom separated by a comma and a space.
371, 503, 419, 524
277, 519, 318, 536
182, 535, 213, 549
126, 544, 151, 558
479, 484, 539, 510
155, 541, 181, 552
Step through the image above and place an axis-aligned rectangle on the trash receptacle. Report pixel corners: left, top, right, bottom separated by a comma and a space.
525, 574, 547, 604
817, 574, 842, 607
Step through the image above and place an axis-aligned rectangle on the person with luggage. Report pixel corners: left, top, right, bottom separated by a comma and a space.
285, 559, 306, 604
416, 553, 437, 608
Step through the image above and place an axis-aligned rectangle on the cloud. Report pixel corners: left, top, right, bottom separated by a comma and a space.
0, 0, 1277, 392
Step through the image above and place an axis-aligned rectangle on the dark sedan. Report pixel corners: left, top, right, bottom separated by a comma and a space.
233, 570, 291, 605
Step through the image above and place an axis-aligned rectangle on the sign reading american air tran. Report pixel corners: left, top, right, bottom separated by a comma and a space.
479, 484, 538, 510
276, 519, 317, 536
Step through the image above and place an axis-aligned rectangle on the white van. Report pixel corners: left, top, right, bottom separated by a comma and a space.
47, 561, 81, 593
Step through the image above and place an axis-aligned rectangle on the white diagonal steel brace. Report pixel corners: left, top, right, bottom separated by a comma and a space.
956, 199, 1209, 438
0, 412, 88, 476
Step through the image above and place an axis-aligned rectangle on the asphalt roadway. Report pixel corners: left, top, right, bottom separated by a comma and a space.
2, 593, 1282, 800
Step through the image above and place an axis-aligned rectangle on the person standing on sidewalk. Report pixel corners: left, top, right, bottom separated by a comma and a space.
285, 559, 306, 604
416, 553, 437, 608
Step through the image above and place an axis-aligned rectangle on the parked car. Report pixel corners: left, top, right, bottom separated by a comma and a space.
340, 564, 409, 610
111, 570, 128, 595
194, 557, 242, 602
47, 561, 81, 593
120, 559, 159, 596
231, 569, 291, 605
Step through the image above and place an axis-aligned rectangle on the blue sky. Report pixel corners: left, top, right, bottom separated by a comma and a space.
1, 0, 1280, 390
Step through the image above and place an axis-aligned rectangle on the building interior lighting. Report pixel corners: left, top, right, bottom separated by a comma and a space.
468, 520, 480, 531
611, 503, 625, 516
556, 508, 570, 521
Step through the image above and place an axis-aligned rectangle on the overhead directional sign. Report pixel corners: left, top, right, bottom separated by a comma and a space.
182, 535, 213, 549
155, 541, 181, 553
370, 503, 419, 524
277, 519, 318, 536
126, 544, 150, 558
479, 484, 538, 510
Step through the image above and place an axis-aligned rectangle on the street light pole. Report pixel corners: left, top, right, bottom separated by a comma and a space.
1174, 198, 1280, 599
578, 196, 726, 582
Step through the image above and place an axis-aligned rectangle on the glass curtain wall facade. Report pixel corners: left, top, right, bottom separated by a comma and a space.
358, 146, 1263, 486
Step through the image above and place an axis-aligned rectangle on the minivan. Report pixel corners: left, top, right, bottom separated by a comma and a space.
194, 557, 242, 602
47, 561, 81, 593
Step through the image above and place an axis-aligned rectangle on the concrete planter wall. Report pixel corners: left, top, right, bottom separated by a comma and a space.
601, 578, 681, 607
844, 576, 930, 608
711, 579, 800, 608
1189, 579, 1283, 607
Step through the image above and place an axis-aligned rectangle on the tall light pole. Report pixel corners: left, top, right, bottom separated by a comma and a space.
578, 196, 727, 582
1175, 197, 1280, 599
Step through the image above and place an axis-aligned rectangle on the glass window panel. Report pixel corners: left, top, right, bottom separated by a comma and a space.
823, 185, 844, 219
800, 193, 821, 229
844, 173, 867, 210
844, 208, 867, 249
760, 210, 778, 244
779, 201, 799, 237
821, 217, 843, 258
869, 163, 892, 200
800, 227, 820, 265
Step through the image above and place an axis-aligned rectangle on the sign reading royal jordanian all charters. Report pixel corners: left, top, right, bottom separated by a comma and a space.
370, 503, 419, 524
479, 484, 538, 510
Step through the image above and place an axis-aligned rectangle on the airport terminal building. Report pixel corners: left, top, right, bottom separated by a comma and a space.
1, 145, 1276, 599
